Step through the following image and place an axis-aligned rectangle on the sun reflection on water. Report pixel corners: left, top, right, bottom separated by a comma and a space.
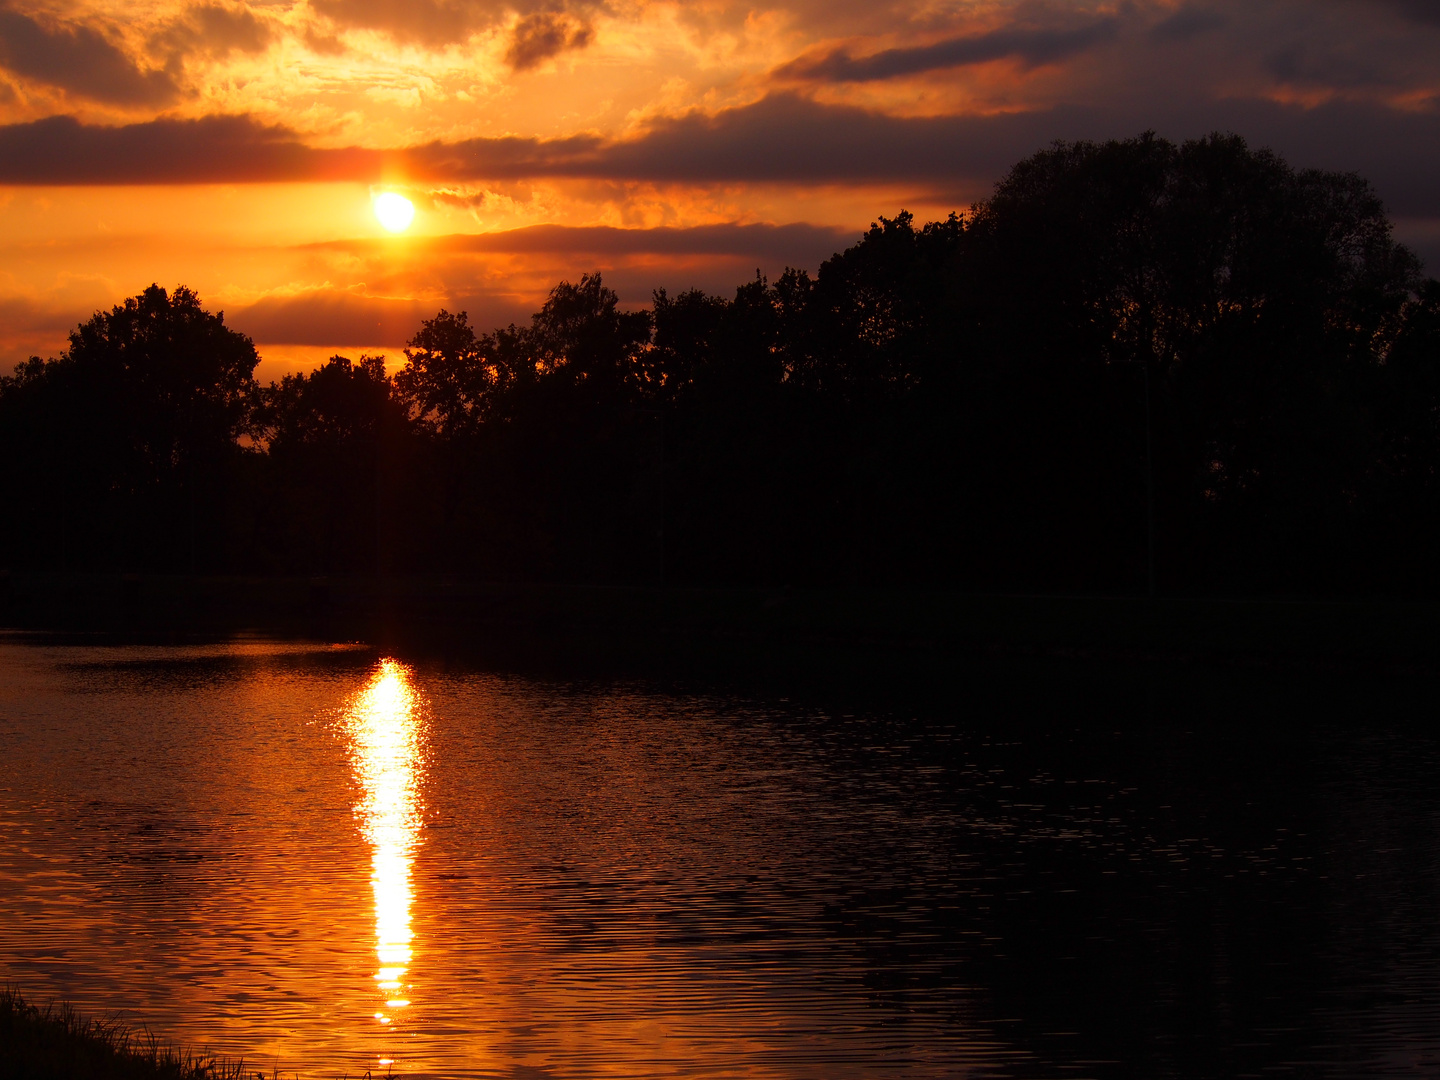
343, 658, 424, 1044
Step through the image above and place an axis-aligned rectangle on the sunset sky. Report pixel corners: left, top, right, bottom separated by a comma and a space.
2, 0, 1439, 379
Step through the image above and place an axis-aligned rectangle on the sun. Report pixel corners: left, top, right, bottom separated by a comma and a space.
374, 192, 415, 233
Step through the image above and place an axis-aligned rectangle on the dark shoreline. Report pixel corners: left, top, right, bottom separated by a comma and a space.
6, 571, 1440, 680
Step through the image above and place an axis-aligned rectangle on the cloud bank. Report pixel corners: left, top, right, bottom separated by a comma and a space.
0, 4, 177, 104
776, 18, 1122, 82
4, 95, 1438, 216
309, 221, 853, 262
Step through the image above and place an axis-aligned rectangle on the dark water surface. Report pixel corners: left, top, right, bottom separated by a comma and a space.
1, 634, 1438, 1078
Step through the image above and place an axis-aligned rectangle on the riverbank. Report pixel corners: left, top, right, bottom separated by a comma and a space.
4, 571, 1440, 676
0, 988, 244, 1080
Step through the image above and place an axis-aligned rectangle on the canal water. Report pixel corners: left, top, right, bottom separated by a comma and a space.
1, 634, 1437, 1078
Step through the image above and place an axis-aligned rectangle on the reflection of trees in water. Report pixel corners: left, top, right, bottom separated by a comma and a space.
440, 669, 1440, 1076
868, 675, 1440, 1077
4, 133, 1440, 595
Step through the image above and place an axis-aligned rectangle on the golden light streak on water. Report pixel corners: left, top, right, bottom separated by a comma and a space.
343, 658, 425, 1054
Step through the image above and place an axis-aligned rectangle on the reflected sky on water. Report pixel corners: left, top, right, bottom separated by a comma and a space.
1, 635, 1439, 1078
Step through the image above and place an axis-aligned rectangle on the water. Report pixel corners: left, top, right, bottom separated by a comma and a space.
1, 634, 1438, 1078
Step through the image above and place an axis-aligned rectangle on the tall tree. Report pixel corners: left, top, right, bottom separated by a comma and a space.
255, 354, 417, 574
393, 310, 491, 436
0, 284, 258, 570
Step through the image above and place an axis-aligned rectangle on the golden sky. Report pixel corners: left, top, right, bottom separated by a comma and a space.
3, 0, 1439, 376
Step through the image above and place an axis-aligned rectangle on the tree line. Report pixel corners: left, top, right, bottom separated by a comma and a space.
3, 132, 1439, 595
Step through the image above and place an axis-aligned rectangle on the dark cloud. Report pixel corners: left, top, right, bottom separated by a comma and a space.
228, 289, 435, 346
406, 130, 601, 179
450, 221, 849, 262
0, 294, 72, 326
1384, 0, 1440, 25
1265, 44, 1394, 89
505, 12, 593, 71
557, 93, 1069, 183
775, 18, 1121, 82
412, 290, 531, 332
231, 287, 540, 349
0, 295, 87, 369
578, 93, 1440, 216
309, 221, 852, 264
1149, 6, 1227, 41
3, 93, 1439, 218
0, 4, 178, 104
152, 4, 273, 64
0, 113, 383, 183
0, 111, 608, 183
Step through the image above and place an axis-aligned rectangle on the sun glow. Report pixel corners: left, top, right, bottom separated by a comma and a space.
344, 658, 425, 1043
374, 193, 416, 232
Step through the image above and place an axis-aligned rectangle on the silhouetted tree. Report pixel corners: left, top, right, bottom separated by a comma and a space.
524, 273, 653, 399
4, 135, 1436, 596
1367, 280, 1440, 592
253, 354, 420, 574
392, 310, 491, 436
963, 132, 1423, 590
424, 275, 658, 580
0, 284, 258, 570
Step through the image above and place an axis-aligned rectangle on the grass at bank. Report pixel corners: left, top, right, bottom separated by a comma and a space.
0, 988, 244, 1080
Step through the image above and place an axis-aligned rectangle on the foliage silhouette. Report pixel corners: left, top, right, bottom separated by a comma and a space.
0, 284, 258, 571
250, 354, 417, 574
2, 133, 1437, 595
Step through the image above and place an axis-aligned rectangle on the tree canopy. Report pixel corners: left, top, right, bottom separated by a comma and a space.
3, 133, 1437, 594
0, 284, 258, 570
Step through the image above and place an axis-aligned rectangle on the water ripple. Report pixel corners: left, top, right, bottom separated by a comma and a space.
1, 638, 1438, 1077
